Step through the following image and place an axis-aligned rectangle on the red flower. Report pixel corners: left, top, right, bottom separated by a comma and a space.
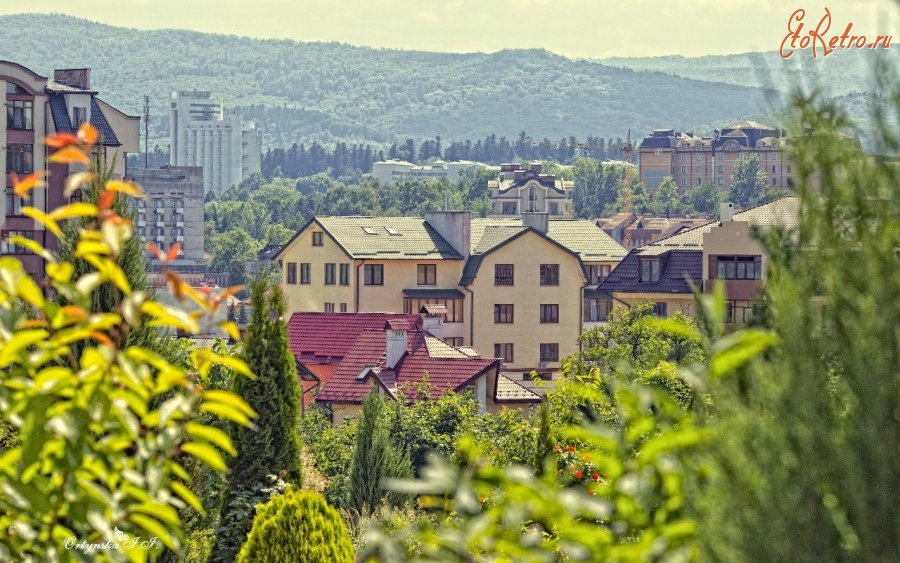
574, 469, 583, 480
592, 472, 600, 481
566, 445, 574, 452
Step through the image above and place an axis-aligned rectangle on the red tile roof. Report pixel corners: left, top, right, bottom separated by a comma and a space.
316, 329, 498, 404
287, 312, 421, 365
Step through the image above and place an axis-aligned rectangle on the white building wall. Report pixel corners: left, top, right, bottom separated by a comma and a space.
169, 91, 260, 195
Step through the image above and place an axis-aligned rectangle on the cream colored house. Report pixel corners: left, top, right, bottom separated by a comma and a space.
275, 211, 626, 389
597, 198, 800, 324
488, 163, 574, 218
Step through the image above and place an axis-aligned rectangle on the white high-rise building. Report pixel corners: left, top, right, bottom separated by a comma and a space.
169, 91, 261, 195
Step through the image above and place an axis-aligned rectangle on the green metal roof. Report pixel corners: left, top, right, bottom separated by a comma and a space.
316, 216, 464, 260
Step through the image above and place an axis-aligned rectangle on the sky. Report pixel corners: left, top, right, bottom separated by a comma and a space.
2, 0, 899, 58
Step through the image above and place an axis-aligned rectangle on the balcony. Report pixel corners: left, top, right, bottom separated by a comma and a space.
176, 207, 184, 214
137, 220, 146, 227
176, 235, 184, 242
155, 207, 164, 214
176, 221, 184, 228
156, 221, 165, 228
156, 236, 165, 242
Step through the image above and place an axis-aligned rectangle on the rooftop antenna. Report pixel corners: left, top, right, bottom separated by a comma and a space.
143, 95, 150, 169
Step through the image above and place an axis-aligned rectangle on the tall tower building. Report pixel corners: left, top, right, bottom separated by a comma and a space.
169, 91, 261, 195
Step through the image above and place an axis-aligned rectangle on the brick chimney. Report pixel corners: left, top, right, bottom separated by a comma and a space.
385, 328, 407, 369
54, 69, 91, 90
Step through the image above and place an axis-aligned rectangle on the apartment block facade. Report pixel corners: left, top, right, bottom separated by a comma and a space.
169, 91, 261, 195
639, 121, 795, 192
488, 163, 574, 218
275, 211, 625, 390
126, 166, 205, 267
2, 61, 139, 281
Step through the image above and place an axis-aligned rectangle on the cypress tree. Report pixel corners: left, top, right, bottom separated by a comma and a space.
347, 391, 412, 512
210, 276, 302, 561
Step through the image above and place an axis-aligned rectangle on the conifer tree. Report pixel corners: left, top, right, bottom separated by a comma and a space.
531, 403, 554, 475
210, 275, 302, 561
347, 391, 412, 512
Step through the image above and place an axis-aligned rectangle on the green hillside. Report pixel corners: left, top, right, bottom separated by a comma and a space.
0, 13, 777, 149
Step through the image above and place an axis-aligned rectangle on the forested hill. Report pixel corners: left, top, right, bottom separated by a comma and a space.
0, 13, 773, 149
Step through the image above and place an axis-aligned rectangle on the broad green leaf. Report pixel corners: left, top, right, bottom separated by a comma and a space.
709, 329, 779, 379
128, 513, 176, 550
186, 422, 236, 455
182, 442, 228, 472
202, 390, 256, 418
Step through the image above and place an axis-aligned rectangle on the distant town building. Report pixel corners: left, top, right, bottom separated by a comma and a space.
596, 213, 711, 250
126, 165, 205, 267
169, 91, 261, 195
488, 163, 573, 218
372, 159, 488, 184
2, 62, 140, 282
639, 121, 794, 192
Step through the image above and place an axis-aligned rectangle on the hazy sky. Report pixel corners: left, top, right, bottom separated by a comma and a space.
3, 0, 898, 58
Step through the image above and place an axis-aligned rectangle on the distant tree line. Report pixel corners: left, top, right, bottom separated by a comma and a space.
258, 132, 636, 182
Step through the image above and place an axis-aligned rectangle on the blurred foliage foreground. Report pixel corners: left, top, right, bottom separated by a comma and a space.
0, 124, 256, 562
359, 86, 900, 560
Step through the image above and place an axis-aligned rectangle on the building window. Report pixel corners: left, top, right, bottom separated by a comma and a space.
364, 264, 383, 285
584, 298, 613, 322
715, 256, 762, 280
773, 154, 778, 161
72, 107, 88, 126
445, 337, 464, 347
696, 154, 702, 161
324, 303, 335, 312
772, 166, 777, 173
6, 100, 33, 130
718, 165, 724, 173
539, 343, 559, 362
417, 264, 436, 285
718, 178, 724, 185
339, 303, 348, 312
494, 304, 514, 323
404, 297, 464, 323
339, 263, 350, 285
6, 144, 33, 174
681, 166, 686, 174
540, 264, 559, 286
494, 343, 514, 363
681, 154, 687, 162
495, 264, 514, 286
640, 258, 660, 282
696, 178, 701, 185
539, 304, 559, 323
786, 165, 792, 173
680, 178, 686, 186
695, 166, 701, 173
652, 302, 668, 316
502, 202, 517, 215
286, 262, 297, 284
549, 202, 559, 215
772, 178, 777, 185
738, 152, 744, 159
717, 153, 724, 161
324, 263, 336, 285
312, 231, 323, 246
1, 230, 35, 254
5, 188, 28, 216
300, 263, 311, 284
587, 264, 611, 284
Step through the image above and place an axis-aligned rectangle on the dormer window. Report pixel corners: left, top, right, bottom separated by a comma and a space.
640, 258, 660, 282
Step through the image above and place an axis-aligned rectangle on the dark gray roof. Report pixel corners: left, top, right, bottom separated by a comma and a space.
47, 94, 121, 146
402, 288, 465, 299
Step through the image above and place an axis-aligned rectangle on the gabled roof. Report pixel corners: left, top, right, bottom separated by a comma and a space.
316, 329, 499, 404
277, 216, 464, 261
47, 92, 121, 146
460, 219, 626, 285
598, 197, 800, 295
287, 312, 421, 365
495, 374, 541, 403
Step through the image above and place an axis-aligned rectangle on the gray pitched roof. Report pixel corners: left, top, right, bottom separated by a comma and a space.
47, 93, 121, 146
315, 216, 464, 260
598, 196, 800, 294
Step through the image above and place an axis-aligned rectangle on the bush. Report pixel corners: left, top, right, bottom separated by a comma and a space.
236, 488, 354, 563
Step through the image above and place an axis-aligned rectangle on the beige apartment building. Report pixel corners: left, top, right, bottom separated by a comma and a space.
2, 61, 139, 282
275, 211, 625, 389
597, 198, 800, 324
639, 121, 795, 192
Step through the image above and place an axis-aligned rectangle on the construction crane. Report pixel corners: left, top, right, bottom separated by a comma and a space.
622, 128, 633, 216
